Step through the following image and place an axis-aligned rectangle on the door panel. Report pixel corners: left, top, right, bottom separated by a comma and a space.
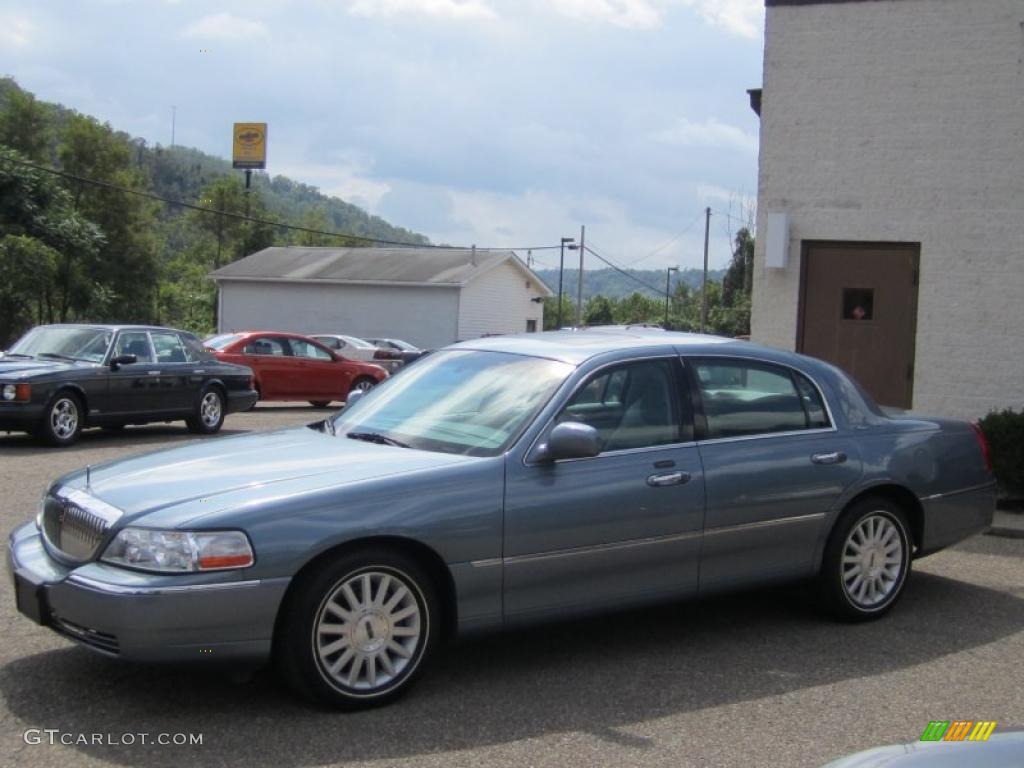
800, 243, 919, 408
503, 358, 704, 618
106, 331, 158, 415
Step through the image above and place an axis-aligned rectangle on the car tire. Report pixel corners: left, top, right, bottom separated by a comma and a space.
818, 497, 912, 622
186, 386, 225, 434
349, 377, 377, 398
276, 549, 440, 710
36, 390, 84, 447
309, 401, 332, 408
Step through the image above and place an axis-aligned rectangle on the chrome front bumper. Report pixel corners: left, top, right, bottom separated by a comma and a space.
8, 522, 289, 662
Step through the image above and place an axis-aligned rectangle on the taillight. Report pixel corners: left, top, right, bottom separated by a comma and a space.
971, 422, 993, 473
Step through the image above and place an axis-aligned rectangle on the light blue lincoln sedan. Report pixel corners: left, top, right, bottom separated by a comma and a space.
8, 329, 996, 708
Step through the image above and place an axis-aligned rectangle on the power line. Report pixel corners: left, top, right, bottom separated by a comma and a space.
0, 154, 564, 253
622, 211, 705, 267
584, 244, 669, 298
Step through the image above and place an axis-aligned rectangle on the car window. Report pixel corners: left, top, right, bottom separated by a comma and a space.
556, 360, 680, 452
291, 339, 333, 360
150, 331, 188, 363
243, 337, 287, 356
692, 359, 830, 439
313, 336, 342, 350
204, 333, 241, 351
114, 331, 154, 364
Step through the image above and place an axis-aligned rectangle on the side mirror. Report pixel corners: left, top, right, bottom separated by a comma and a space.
345, 388, 366, 407
110, 354, 137, 371
534, 422, 602, 462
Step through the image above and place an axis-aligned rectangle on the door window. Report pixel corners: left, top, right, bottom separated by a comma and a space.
692, 359, 830, 439
114, 332, 154, 363
243, 337, 287, 356
150, 331, 189, 363
290, 339, 333, 360
556, 360, 680, 452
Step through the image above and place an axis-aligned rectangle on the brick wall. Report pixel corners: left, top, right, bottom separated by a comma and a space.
752, 0, 1024, 418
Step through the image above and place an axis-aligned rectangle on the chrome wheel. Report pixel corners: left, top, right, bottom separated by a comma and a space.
50, 397, 79, 439
350, 378, 375, 395
200, 391, 222, 427
313, 569, 423, 694
841, 513, 905, 609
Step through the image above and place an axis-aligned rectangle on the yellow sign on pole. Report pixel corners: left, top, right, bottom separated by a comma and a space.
232, 123, 267, 170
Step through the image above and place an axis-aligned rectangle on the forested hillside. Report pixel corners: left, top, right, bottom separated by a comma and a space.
0, 78, 427, 344
534, 267, 725, 302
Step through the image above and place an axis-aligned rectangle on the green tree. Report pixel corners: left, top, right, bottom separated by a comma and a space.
542, 294, 576, 330
0, 235, 59, 344
613, 292, 663, 325
0, 87, 52, 161
722, 227, 754, 309
584, 295, 615, 325
0, 147, 105, 339
58, 113, 159, 322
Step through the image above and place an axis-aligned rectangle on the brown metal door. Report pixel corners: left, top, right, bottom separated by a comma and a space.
799, 243, 919, 408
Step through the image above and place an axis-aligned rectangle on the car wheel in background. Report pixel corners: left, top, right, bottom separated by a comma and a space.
348, 377, 376, 398
186, 386, 225, 434
276, 549, 440, 709
309, 401, 332, 408
818, 497, 911, 622
36, 390, 84, 447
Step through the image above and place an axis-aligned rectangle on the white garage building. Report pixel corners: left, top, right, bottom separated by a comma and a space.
749, 0, 1023, 418
209, 247, 551, 350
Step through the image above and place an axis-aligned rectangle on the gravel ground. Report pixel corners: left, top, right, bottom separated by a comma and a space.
1, 404, 1021, 768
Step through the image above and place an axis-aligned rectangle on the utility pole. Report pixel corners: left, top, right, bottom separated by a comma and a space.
665, 266, 678, 328
557, 237, 575, 329
700, 207, 711, 333
171, 106, 176, 148
575, 225, 586, 327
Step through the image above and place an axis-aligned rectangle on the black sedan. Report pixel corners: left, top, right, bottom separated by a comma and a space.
0, 324, 258, 446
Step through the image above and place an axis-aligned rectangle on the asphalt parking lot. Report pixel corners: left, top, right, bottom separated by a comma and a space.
1, 405, 1022, 768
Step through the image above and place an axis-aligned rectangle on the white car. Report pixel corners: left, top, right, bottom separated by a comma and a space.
310, 334, 402, 373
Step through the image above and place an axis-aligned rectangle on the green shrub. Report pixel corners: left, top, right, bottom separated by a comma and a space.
978, 409, 1024, 496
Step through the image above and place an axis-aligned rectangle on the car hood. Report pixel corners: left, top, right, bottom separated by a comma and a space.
0, 357, 88, 378
58, 425, 475, 522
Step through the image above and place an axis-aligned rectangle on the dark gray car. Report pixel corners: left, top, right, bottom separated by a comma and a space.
7, 330, 996, 708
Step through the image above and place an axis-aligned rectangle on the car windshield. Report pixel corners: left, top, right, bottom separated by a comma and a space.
8, 327, 113, 362
342, 336, 376, 349
330, 350, 572, 457
204, 333, 242, 350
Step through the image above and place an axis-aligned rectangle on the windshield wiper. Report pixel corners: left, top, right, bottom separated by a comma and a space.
1, 352, 33, 359
346, 431, 410, 448
37, 352, 79, 362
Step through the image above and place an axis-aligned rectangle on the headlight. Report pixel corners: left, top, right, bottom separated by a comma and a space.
2, 383, 30, 401
101, 528, 254, 573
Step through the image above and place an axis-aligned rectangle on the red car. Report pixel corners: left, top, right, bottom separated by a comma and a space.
205, 331, 388, 407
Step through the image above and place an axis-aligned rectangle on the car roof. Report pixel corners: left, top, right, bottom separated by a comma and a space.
451, 328, 753, 365
34, 323, 192, 333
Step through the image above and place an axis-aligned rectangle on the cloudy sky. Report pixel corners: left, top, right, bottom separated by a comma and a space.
0, 0, 764, 272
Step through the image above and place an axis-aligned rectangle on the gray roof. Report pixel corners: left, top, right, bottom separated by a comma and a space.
209, 247, 548, 291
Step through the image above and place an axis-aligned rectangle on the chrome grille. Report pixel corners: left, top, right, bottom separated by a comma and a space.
40, 488, 123, 563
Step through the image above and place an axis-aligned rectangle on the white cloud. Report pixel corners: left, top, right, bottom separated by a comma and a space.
679, 0, 762, 40
275, 154, 392, 212
0, 15, 33, 46
653, 117, 758, 154
182, 13, 269, 40
345, 0, 497, 21
547, 0, 662, 30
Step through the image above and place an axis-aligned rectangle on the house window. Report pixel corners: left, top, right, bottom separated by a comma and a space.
526, 320, 538, 333
842, 288, 874, 321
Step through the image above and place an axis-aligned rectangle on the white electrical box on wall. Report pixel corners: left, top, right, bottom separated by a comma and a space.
765, 213, 790, 269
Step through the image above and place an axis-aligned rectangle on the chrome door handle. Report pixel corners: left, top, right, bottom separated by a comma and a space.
811, 452, 847, 465
647, 471, 690, 487
147, 371, 161, 376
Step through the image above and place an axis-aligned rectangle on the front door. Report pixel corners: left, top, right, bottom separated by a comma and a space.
106, 331, 160, 415
799, 242, 920, 408
503, 358, 705, 620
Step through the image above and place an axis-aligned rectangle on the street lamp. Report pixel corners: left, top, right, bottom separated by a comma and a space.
558, 237, 575, 329
664, 266, 679, 328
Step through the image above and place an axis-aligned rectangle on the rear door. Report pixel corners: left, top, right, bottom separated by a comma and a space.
148, 330, 195, 412
503, 357, 705, 619
240, 336, 292, 398
684, 356, 862, 593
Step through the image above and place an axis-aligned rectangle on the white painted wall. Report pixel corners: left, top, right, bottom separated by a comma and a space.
752, 0, 1024, 418
218, 281, 460, 350
457, 261, 545, 340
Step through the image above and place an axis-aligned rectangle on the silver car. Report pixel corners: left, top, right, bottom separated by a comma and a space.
7, 330, 996, 709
